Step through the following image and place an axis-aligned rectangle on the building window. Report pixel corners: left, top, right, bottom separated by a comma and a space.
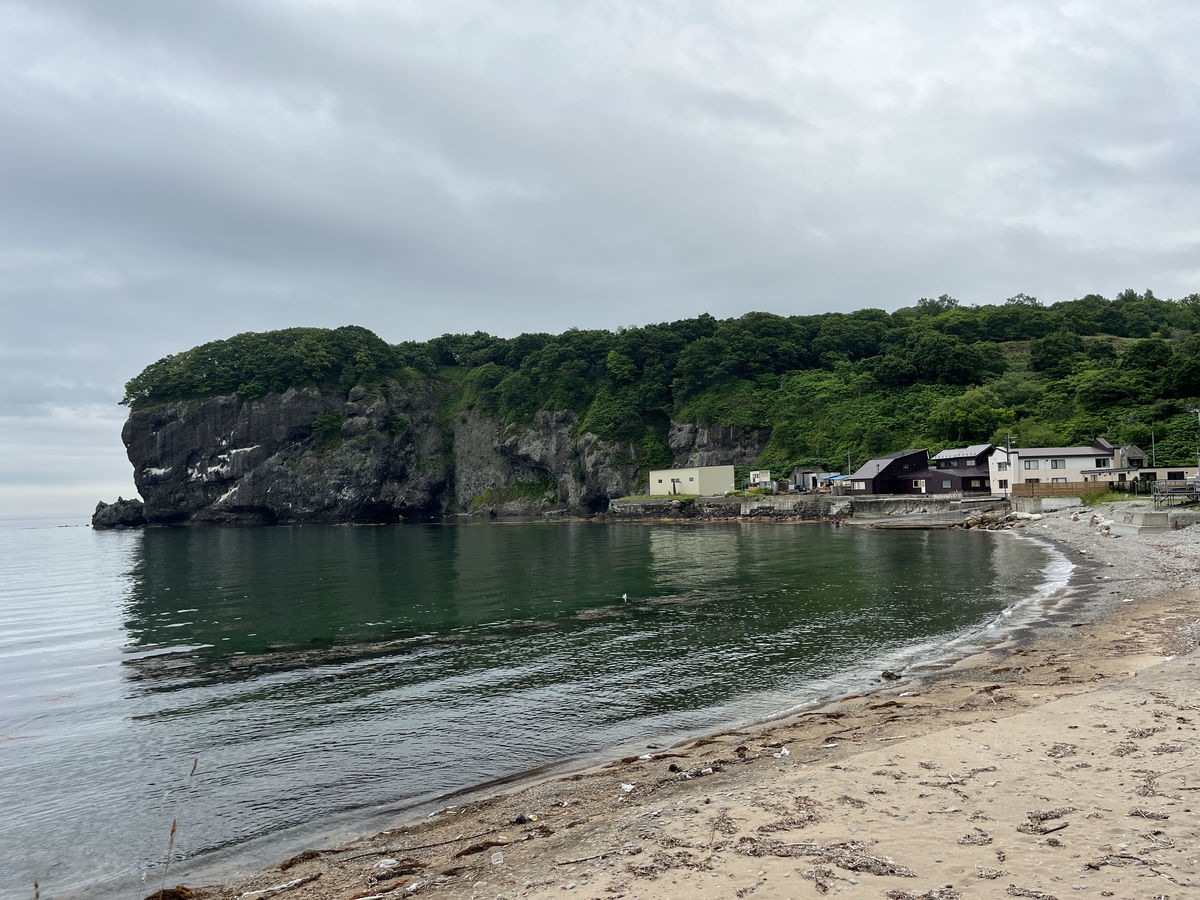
1023, 460, 1039, 470
969, 479, 981, 488
942, 480, 951, 488
1094, 458, 1110, 468
913, 480, 921, 488
1052, 477, 1067, 483
1129, 457, 1145, 467
1051, 459, 1066, 469
998, 479, 1008, 489
688, 476, 694, 481
1169, 471, 1185, 480
996, 462, 1009, 472
656, 478, 663, 483
1026, 478, 1040, 484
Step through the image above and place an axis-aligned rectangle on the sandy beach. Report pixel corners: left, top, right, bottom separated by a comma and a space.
184, 503, 1200, 900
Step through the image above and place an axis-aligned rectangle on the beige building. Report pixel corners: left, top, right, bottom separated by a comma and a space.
648, 465, 735, 496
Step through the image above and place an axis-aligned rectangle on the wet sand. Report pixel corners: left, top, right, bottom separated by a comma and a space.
185, 503, 1200, 899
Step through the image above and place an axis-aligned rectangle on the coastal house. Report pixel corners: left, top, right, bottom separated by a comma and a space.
790, 466, 832, 492
988, 438, 1148, 496
927, 444, 995, 494
846, 449, 930, 495
847, 445, 995, 496
647, 464, 735, 496
748, 469, 773, 487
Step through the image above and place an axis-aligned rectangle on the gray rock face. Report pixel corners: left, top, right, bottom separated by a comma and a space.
124, 381, 451, 524
117, 381, 651, 524
668, 422, 770, 467
447, 409, 641, 516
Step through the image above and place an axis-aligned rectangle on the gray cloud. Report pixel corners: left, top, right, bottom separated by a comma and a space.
3, 0, 1200, 515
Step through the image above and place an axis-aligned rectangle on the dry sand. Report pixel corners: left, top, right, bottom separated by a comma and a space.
186, 503, 1200, 900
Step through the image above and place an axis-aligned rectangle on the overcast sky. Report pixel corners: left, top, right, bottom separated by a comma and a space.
3, 0, 1199, 518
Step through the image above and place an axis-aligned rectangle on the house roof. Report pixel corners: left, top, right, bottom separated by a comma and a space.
1011, 446, 1114, 458
850, 449, 927, 479
932, 444, 993, 461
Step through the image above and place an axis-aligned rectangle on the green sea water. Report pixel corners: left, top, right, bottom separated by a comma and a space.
0, 519, 1067, 898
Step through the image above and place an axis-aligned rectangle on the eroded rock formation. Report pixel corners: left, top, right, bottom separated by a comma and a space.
97, 380, 769, 525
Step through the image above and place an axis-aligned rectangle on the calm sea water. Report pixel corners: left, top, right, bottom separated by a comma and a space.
0, 518, 1067, 898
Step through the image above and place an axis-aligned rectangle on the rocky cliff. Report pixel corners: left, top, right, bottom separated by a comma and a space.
106, 379, 768, 525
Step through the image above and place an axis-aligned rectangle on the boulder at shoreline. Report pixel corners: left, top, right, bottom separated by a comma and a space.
92, 497, 146, 529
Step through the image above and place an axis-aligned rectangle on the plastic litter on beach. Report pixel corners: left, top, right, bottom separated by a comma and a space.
490, 851, 504, 865
621, 783, 635, 792
822, 743, 839, 749
638, 753, 653, 760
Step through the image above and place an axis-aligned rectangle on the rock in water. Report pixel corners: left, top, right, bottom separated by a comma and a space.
92, 497, 146, 528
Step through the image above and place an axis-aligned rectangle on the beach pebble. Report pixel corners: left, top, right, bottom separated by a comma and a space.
375, 858, 400, 869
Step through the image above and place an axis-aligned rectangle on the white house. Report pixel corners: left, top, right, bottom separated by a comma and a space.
988, 438, 1146, 495
748, 469, 772, 487
647, 465, 735, 496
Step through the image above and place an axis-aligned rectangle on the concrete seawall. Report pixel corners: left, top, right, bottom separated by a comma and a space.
608, 494, 1009, 525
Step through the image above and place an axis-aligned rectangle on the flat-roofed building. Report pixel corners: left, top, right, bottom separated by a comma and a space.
647, 465, 735, 496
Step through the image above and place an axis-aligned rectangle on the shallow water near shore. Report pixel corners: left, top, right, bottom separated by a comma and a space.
0, 518, 1067, 898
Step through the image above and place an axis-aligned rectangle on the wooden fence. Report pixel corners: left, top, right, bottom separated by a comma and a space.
1011, 481, 1110, 498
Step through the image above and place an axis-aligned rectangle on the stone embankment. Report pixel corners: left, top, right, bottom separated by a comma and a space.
607, 494, 852, 522
608, 494, 1019, 526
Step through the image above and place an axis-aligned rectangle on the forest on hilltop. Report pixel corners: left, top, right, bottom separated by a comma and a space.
121, 290, 1200, 476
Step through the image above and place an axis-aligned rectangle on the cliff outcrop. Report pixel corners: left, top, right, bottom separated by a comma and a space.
103, 381, 771, 525
119, 380, 452, 524
98, 375, 782, 526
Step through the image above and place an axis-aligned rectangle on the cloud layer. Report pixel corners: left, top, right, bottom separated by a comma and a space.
4, 0, 1199, 514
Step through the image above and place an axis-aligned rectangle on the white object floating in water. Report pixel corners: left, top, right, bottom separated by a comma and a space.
621, 783, 635, 792
622, 593, 628, 602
